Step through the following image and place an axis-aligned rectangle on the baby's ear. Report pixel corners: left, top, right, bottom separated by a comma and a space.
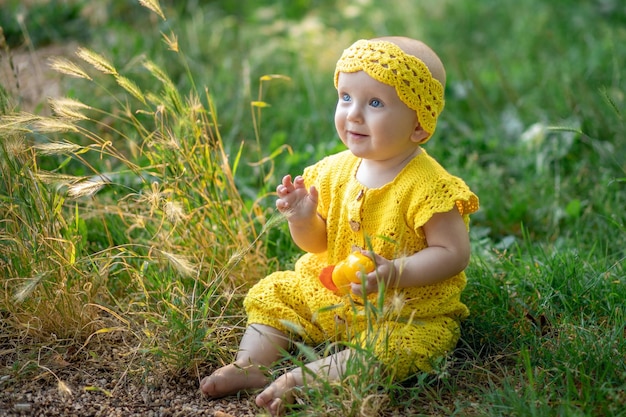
411, 124, 430, 143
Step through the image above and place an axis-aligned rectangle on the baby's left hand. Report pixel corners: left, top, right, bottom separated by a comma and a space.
350, 251, 397, 296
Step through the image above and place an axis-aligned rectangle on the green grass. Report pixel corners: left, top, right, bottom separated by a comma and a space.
1, 0, 626, 415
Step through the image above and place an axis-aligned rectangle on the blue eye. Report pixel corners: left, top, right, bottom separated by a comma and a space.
341, 93, 351, 102
370, 99, 382, 108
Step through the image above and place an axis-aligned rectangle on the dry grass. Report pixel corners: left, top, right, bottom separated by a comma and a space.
0, 2, 275, 383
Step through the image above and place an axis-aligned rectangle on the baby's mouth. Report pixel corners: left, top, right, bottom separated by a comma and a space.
347, 130, 367, 139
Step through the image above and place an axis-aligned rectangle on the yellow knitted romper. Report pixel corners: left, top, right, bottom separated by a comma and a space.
244, 149, 479, 379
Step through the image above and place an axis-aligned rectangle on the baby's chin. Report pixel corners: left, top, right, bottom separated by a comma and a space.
343, 139, 373, 156
347, 147, 374, 159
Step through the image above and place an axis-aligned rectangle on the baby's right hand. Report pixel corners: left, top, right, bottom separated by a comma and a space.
276, 175, 319, 221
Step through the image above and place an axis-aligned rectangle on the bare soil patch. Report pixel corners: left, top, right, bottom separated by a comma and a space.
0, 365, 259, 417
0, 42, 75, 113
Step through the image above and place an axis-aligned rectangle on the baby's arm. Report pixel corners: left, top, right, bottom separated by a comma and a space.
352, 207, 470, 295
276, 175, 327, 253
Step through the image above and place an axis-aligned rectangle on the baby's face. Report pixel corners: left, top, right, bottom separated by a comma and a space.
335, 71, 427, 163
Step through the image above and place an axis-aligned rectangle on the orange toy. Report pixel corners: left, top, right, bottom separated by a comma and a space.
319, 252, 375, 295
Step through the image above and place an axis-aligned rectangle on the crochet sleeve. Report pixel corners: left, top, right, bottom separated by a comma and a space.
408, 174, 479, 231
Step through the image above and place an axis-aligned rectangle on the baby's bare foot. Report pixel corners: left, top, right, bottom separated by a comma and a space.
200, 363, 269, 398
255, 372, 299, 416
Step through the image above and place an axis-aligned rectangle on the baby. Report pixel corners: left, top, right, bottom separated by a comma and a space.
201, 36, 479, 416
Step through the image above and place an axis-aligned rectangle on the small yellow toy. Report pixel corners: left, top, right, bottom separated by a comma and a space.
319, 252, 375, 295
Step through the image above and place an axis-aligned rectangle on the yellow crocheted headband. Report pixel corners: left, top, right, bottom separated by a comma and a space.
334, 39, 445, 142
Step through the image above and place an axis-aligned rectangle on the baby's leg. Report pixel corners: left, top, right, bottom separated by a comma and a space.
200, 324, 289, 398
256, 349, 351, 416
